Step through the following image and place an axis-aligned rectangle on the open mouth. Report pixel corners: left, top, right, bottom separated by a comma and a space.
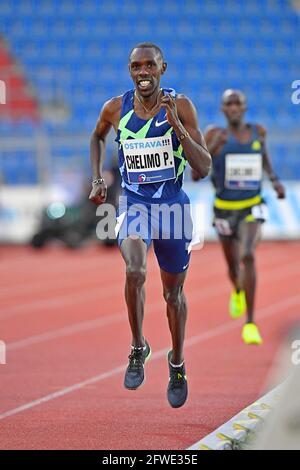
138, 80, 152, 89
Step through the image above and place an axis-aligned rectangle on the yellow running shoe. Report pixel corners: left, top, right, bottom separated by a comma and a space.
242, 323, 263, 345
229, 290, 247, 319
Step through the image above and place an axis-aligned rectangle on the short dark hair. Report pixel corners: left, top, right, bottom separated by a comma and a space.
129, 42, 164, 62
222, 89, 247, 104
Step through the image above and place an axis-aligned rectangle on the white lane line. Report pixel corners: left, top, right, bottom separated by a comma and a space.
2, 251, 298, 321
0, 286, 119, 319
0, 250, 220, 319
0, 245, 287, 297
7, 281, 225, 351
0, 367, 128, 421
0, 273, 117, 298
0, 246, 289, 298
7, 312, 127, 351
1, 293, 300, 422
0, 249, 148, 297
6, 260, 300, 351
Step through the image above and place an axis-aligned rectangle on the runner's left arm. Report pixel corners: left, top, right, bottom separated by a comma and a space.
257, 124, 285, 199
160, 94, 212, 178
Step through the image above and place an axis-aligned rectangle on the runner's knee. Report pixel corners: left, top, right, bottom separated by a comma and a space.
241, 250, 255, 265
126, 264, 146, 286
163, 286, 184, 309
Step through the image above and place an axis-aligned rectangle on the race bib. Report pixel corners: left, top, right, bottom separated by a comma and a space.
225, 153, 262, 190
122, 136, 175, 184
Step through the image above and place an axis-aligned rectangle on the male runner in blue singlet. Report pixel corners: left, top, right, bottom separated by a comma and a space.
193, 89, 285, 345
89, 43, 211, 407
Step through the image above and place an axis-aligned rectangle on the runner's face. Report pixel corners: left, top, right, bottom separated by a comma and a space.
129, 48, 166, 98
222, 95, 246, 126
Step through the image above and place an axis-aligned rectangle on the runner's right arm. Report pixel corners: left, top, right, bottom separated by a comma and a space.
256, 124, 285, 199
192, 126, 227, 182
89, 97, 121, 205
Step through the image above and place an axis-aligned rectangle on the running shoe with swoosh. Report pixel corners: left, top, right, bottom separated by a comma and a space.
167, 350, 188, 408
124, 340, 151, 390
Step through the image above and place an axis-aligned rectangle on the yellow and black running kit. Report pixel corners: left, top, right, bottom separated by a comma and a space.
211, 124, 267, 239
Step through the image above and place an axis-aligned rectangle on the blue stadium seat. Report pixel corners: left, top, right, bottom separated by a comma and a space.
0, 0, 299, 182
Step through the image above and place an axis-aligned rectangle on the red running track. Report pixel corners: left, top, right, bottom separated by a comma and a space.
0, 242, 299, 450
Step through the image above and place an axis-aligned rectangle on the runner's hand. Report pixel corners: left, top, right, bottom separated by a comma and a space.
160, 94, 180, 128
89, 181, 107, 205
272, 180, 285, 199
211, 129, 228, 148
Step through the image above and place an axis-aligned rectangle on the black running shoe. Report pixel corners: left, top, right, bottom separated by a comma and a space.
124, 340, 151, 390
167, 350, 188, 408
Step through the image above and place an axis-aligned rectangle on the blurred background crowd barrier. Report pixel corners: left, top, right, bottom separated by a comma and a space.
0, 0, 300, 243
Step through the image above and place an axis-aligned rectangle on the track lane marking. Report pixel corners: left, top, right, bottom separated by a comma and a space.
6, 260, 300, 350
1, 293, 300, 421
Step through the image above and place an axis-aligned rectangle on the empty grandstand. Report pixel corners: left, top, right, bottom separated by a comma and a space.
0, 0, 299, 185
